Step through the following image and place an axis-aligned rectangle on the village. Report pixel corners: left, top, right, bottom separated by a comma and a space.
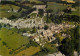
0, 15, 75, 45
0, 16, 76, 56
0, 0, 80, 56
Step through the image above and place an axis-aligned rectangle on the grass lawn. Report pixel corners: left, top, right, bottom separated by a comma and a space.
16, 46, 40, 56
0, 28, 29, 56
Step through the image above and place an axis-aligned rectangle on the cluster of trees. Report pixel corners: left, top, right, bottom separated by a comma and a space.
64, 15, 80, 23
0, 24, 2, 29
72, 1, 80, 7
21, 8, 36, 17
26, 40, 39, 48
31, 27, 37, 33
8, 15, 17, 20
59, 25, 80, 56
0, 23, 11, 29
51, 39, 58, 44
38, 9, 44, 17
39, 0, 61, 2
18, 7, 22, 12
1, 1, 16, 5
0, 38, 1, 41
63, 8, 71, 13
71, 25, 80, 53
59, 38, 74, 56
18, 28, 31, 33
44, 9, 63, 24
1, 0, 43, 4
2, 41, 7, 46
44, 25, 49, 30
45, 14, 63, 24
33, 43, 58, 56
1, 1, 30, 9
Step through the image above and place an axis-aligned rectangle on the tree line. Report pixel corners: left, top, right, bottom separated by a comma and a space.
59, 25, 80, 56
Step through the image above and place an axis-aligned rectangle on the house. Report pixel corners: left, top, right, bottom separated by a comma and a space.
30, 36, 39, 42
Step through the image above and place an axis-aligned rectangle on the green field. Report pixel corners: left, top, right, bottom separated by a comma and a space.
0, 28, 29, 56
47, 2, 68, 13
16, 46, 40, 56
47, 2, 80, 16
30, 0, 43, 4
0, 4, 26, 18
65, 7, 80, 16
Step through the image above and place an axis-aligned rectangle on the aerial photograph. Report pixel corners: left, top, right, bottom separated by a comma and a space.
0, 0, 80, 56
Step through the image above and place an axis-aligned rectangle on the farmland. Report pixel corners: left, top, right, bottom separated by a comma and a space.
0, 0, 80, 56
47, 2, 68, 13
0, 4, 26, 18
0, 27, 29, 56
16, 46, 40, 56
65, 7, 80, 16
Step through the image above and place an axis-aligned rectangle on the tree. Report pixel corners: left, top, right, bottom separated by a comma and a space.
0, 24, 2, 28
64, 15, 80, 23
31, 27, 37, 33
46, 19, 52, 23
18, 7, 22, 12
0, 38, 1, 41
59, 25, 80, 56
33, 43, 58, 56
63, 8, 71, 13
51, 39, 58, 44
46, 9, 53, 13
72, 1, 80, 7
59, 38, 74, 56
26, 40, 39, 48
71, 25, 80, 53
8, 15, 17, 20
44, 25, 49, 30
2, 41, 7, 45
52, 15, 62, 24
38, 9, 44, 17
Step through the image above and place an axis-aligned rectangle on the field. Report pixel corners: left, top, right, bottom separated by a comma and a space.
16, 46, 40, 56
47, 2, 80, 16
0, 28, 29, 56
30, 0, 43, 4
0, 4, 26, 18
47, 2, 68, 13
65, 7, 80, 16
